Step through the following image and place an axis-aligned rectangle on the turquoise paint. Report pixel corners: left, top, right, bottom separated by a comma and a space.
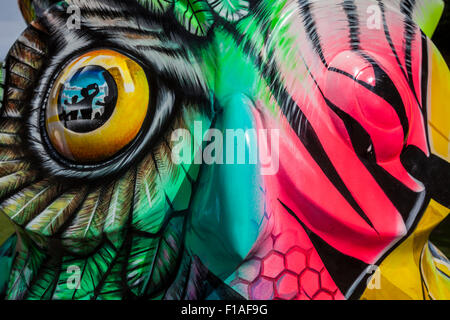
186, 94, 265, 280
186, 31, 264, 279
199, 30, 258, 103
0, 235, 16, 295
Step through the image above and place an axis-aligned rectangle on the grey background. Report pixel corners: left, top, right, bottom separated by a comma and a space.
0, 1, 27, 61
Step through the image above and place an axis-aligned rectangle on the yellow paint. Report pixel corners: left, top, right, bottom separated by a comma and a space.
46, 49, 150, 163
420, 241, 450, 299
360, 39, 450, 301
360, 200, 449, 300
428, 43, 450, 161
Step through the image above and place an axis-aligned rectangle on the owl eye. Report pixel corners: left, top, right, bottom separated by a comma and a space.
45, 49, 150, 163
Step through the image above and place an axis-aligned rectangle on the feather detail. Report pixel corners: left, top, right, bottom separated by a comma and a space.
7, 59, 37, 82
0, 211, 14, 247
103, 169, 135, 248
0, 119, 22, 134
6, 237, 46, 300
173, 0, 215, 37
16, 27, 48, 55
126, 235, 159, 296
2, 100, 26, 119
25, 255, 61, 300
3, 24, 48, 122
0, 133, 22, 147
25, 187, 88, 237
207, 0, 250, 22
18, 0, 60, 23
94, 244, 127, 300
62, 186, 114, 255
127, 216, 184, 297
137, 0, 172, 14
0, 179, 64, 226
8, 38, 46, 72
0, 235, 16, 294
132, 112, 199, 234
159, 132, 193, 212
164, 252, 209, 300
7, 72, 33, 92
18, 0, 37, 24
0, 119, 23, 146
0, 169, 37, 199
0, 160, 30, 178
133, 153, 171, 235
0, 148, 27, 161
135, 0, 252, 36
52, 240, 118, 300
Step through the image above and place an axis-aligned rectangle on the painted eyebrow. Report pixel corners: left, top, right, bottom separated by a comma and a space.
43, 1, 209, 98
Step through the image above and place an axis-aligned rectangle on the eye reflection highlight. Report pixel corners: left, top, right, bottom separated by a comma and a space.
45, 49, 150, 163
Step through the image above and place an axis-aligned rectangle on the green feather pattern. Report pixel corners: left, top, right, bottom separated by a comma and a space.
136, 0, 172, 14
173, 0, 215, 37
6, 237, 46, 300
0, 179, 64, 226
133, 153, 171, 235
103, 169, 136, 249
25, 187, 88, 237
137, 0, 251, 36
0, 20, 215, 296
61, 185, 114, 255
0, 170, 38, 200
207, 0, 249, 21
52, 240, 117, 300
127, 216, 184, 297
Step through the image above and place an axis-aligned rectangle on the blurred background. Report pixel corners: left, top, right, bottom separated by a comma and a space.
0, 1, 25, 61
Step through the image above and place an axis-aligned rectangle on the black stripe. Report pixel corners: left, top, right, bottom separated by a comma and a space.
222, 18, 377, 232
377, 0, 408, 80
400, 0, 417, 71
342, 0, 360, 51
400, 0, 421, 105
328, 53, 410, 139
326, 97, 423, 223
297, 0, 328, 67
401, 146, 450, 209
420, 31, 431, 152
265, 62, 377, 232
377, 0, 422, 108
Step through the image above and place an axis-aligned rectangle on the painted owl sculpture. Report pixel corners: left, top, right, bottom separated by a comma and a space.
0, 0, 448, 300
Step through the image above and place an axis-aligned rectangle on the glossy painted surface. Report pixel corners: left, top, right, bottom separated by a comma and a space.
0, 0, 448, 300
46, 49, 150, 162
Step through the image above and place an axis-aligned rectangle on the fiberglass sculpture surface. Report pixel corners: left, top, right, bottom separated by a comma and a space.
0, 0, 449, 300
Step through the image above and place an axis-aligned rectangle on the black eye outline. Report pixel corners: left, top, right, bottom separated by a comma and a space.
26, 45, 176, 181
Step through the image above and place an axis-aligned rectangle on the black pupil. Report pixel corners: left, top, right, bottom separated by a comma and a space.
57, 65, 117, 133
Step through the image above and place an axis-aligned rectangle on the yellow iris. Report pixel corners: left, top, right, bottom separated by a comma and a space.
45, 49, 150, 163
